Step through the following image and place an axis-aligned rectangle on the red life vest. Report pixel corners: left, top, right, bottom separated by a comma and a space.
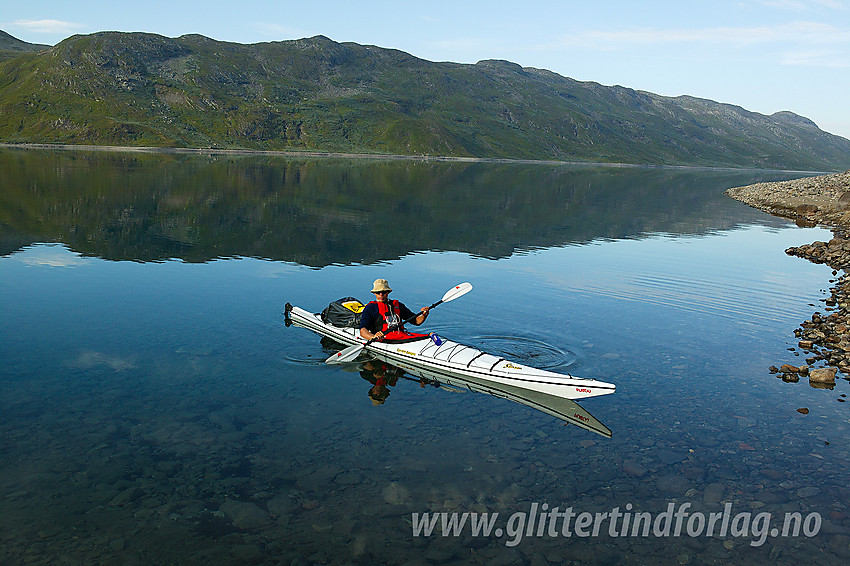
372, 299, 404, 332
368, 300, 429, 342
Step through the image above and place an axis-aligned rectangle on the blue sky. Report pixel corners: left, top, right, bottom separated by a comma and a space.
4, 0, 850, 140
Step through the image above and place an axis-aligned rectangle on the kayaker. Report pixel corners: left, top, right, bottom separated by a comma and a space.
359, 279, 430, 341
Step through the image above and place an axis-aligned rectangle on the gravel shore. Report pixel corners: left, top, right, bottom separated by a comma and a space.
727, 171, 850, 229
727, 170, 850, 387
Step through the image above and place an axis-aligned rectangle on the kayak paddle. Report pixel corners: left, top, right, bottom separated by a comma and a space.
325, 282, 473, 364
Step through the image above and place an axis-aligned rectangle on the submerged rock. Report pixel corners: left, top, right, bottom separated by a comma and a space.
622, 460, 647, 477
703, 483, 725, 505
108, 486, 141, 507
655, 474, 691, 495
220, 499, 270, 530
381, 481, 410, 505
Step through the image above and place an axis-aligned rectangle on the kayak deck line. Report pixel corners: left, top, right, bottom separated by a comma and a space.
284, 303, 616, 401
466, 351, 486, 368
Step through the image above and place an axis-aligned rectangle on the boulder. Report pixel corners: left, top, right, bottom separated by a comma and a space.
809, 367, 837, 383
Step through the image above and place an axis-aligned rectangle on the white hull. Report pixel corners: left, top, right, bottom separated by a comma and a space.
285, 304, 616, 402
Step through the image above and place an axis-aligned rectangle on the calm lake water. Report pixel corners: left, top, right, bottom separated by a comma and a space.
2, 149, 849, 565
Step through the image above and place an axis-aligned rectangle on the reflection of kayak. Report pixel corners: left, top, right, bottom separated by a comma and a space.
391, 359, 612, 437
284, 303, 616, 402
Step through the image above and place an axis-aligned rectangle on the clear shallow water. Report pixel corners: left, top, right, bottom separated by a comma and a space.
2, 150, 850, 565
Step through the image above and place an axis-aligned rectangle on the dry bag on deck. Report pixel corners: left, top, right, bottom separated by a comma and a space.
321, 297, 364, 328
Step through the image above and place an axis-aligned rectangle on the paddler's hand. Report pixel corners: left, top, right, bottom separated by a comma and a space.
374, 330, 385, 340
412, 306, 429, 326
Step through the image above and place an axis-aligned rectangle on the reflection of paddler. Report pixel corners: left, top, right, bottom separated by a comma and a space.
360, 360, 402, 405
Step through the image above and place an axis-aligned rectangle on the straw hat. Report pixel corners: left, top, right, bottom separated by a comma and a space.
371, 279, 392, 293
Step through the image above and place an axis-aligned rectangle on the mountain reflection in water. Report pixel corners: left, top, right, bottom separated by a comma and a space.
0, 148, 794, 265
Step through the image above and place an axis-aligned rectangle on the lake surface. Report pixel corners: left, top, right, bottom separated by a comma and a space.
2, 149, 849, 565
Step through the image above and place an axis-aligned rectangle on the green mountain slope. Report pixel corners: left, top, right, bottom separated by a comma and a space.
1, 30, 848, 170
0, 30, 49, 62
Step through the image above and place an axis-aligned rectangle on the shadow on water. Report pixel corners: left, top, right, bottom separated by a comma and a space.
0, 148, 796, 265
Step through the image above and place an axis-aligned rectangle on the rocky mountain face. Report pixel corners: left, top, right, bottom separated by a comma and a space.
1, 30, 849, 170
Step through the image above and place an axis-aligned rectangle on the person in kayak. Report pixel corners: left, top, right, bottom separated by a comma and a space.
359, 278, 430, 341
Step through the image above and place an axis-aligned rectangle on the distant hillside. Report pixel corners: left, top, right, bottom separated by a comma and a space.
1, 30, 849, 170
0, 30, 49, 62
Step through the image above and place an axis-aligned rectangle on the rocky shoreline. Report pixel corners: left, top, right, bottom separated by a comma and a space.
727, 171, 850, 388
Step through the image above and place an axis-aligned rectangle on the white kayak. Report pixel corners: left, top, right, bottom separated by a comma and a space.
284, 303, 616, 402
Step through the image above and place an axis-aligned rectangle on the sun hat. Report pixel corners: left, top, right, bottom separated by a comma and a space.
371, 279, 392, 293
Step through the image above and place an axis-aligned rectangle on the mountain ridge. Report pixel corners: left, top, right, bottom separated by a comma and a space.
0, 30, 50, 61
1, 30, 848, 171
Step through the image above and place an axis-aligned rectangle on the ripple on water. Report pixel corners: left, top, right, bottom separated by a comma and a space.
280, 337, 344, 366
470, 335, 578, 369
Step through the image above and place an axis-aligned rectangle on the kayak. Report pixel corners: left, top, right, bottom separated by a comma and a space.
284, 303, 616, 402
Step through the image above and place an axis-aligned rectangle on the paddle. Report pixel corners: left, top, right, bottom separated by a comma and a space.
325, 282, 473, 364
